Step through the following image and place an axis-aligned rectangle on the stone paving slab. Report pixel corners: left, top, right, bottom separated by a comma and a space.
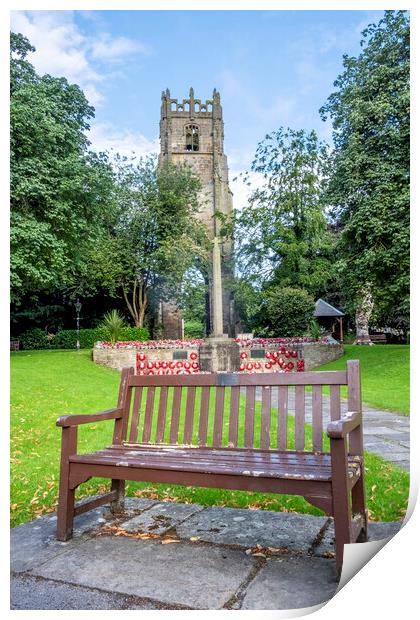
11, 574, 163, 610
240, 556, 337, 610
313, 520, 403, 557
175, 505, 327, 552
10, 498, 160, 573
120, 501, 203, 534
10, 506, 107, 573
30, 535, 257, 610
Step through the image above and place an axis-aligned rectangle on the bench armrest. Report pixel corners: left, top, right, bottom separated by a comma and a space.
327, 411, 362, 439
56, 408, 124, 428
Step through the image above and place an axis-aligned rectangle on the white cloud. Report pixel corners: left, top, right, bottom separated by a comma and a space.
10, 10, 149, 106
91, 33, 150, 61
87, 122, 159, 160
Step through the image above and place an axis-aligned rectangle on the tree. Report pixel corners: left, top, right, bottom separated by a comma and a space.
233, 127, 333, 297
320, 11, 410, 331
88, 156, 209, 327
10, 32, 115, 305
258, 286, 314, 337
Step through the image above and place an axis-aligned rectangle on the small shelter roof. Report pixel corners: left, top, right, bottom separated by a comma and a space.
314, 299, 344, 317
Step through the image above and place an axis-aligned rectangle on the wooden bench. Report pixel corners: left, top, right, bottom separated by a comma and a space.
369, 333, 388, 344
56, 359, 367, 575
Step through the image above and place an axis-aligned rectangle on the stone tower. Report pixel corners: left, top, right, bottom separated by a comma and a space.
159, 87, 237, 337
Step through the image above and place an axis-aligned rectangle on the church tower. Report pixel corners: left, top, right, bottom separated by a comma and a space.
159, 87, 237, 337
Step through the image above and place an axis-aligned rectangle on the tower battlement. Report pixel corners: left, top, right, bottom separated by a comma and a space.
161, 87, 221, 117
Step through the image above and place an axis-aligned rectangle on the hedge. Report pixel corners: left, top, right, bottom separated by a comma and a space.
19, 326, 150, 350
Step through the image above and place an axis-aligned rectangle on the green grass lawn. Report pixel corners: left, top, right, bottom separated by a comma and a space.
10, 349, 409, 527
316, 345, 409, 415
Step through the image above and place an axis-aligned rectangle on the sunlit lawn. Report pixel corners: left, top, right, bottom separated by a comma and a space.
316, 345, 409, 415
11, 350, 409, 527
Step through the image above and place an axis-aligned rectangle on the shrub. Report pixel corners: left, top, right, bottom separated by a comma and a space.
260, 286, 314, 337
100, 310, 125, 345
308, 319, 322, 340
184, 320, 205, 339
19, 328, 49, 350
52, 326, 150, 350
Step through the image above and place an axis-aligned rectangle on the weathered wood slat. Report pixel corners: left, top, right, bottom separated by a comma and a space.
129, 387, 143, 443
129, 370, 348, 388
295, 385, 305, 451
213, 386, 225, 448
198, 386, 210, 446
277, 386, 288, 450
228, 386, 240, 447
106, 445, 335, 466
312, 385, 323, 452
330, 384, 341, 421
183, 387, 196, 444
169, 386, 182, 444
155, 386, 168, 444
260, 386, 272, 450
244, 386, 256, 448
142, 387, 155, 443
70, 448, 361, 482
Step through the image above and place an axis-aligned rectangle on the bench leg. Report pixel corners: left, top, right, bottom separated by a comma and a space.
331, 438, 352, 577
57, 427, 77, 541
57, 483, 75, 541
110, 479, 125, 514
352, 474, 368, 542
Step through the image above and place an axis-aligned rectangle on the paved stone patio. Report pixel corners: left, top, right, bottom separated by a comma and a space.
10, 499, 402, 610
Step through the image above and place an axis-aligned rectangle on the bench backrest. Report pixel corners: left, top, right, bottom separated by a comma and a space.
117, 360, 361, 453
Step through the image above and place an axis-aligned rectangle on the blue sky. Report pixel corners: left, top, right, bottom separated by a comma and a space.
11, 9, 385, 208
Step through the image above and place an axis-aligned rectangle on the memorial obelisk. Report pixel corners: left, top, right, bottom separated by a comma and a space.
199, 236, 240, 373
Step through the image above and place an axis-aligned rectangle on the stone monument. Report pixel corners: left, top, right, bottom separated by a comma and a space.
158, 87, 238, 339
199, 237, 240, 372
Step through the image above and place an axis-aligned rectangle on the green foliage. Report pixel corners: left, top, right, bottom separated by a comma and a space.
100, 310, 125, 345
229, 278, 261, 332
308, 319, 322, 340
87, 155, 209, 327
10, 32, 115, 304
183, 320, 205, 339
179, 269, 207, 325
234, 128, 334, 297
21, 326, 150, 350
320, 11, 409, 326
19, 328, 49, 350
260, 286, 314, 337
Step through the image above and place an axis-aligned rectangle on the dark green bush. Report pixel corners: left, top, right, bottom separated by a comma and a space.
21, 326, 150, 350
260, 286, 314, 337
19, 328, 49, 350
184, 320, 205, 339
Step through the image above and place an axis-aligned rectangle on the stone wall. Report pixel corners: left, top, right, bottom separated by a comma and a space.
92, 341, 343, 373
295, 343, 343, 370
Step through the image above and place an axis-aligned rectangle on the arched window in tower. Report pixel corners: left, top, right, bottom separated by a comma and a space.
185, 124, 199, 151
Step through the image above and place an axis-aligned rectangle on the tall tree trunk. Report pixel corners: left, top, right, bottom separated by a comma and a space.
354, 286, 374, 345
122, 279, 148, 328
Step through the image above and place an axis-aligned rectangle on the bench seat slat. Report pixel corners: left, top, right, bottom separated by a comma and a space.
70, 446, 361, 481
